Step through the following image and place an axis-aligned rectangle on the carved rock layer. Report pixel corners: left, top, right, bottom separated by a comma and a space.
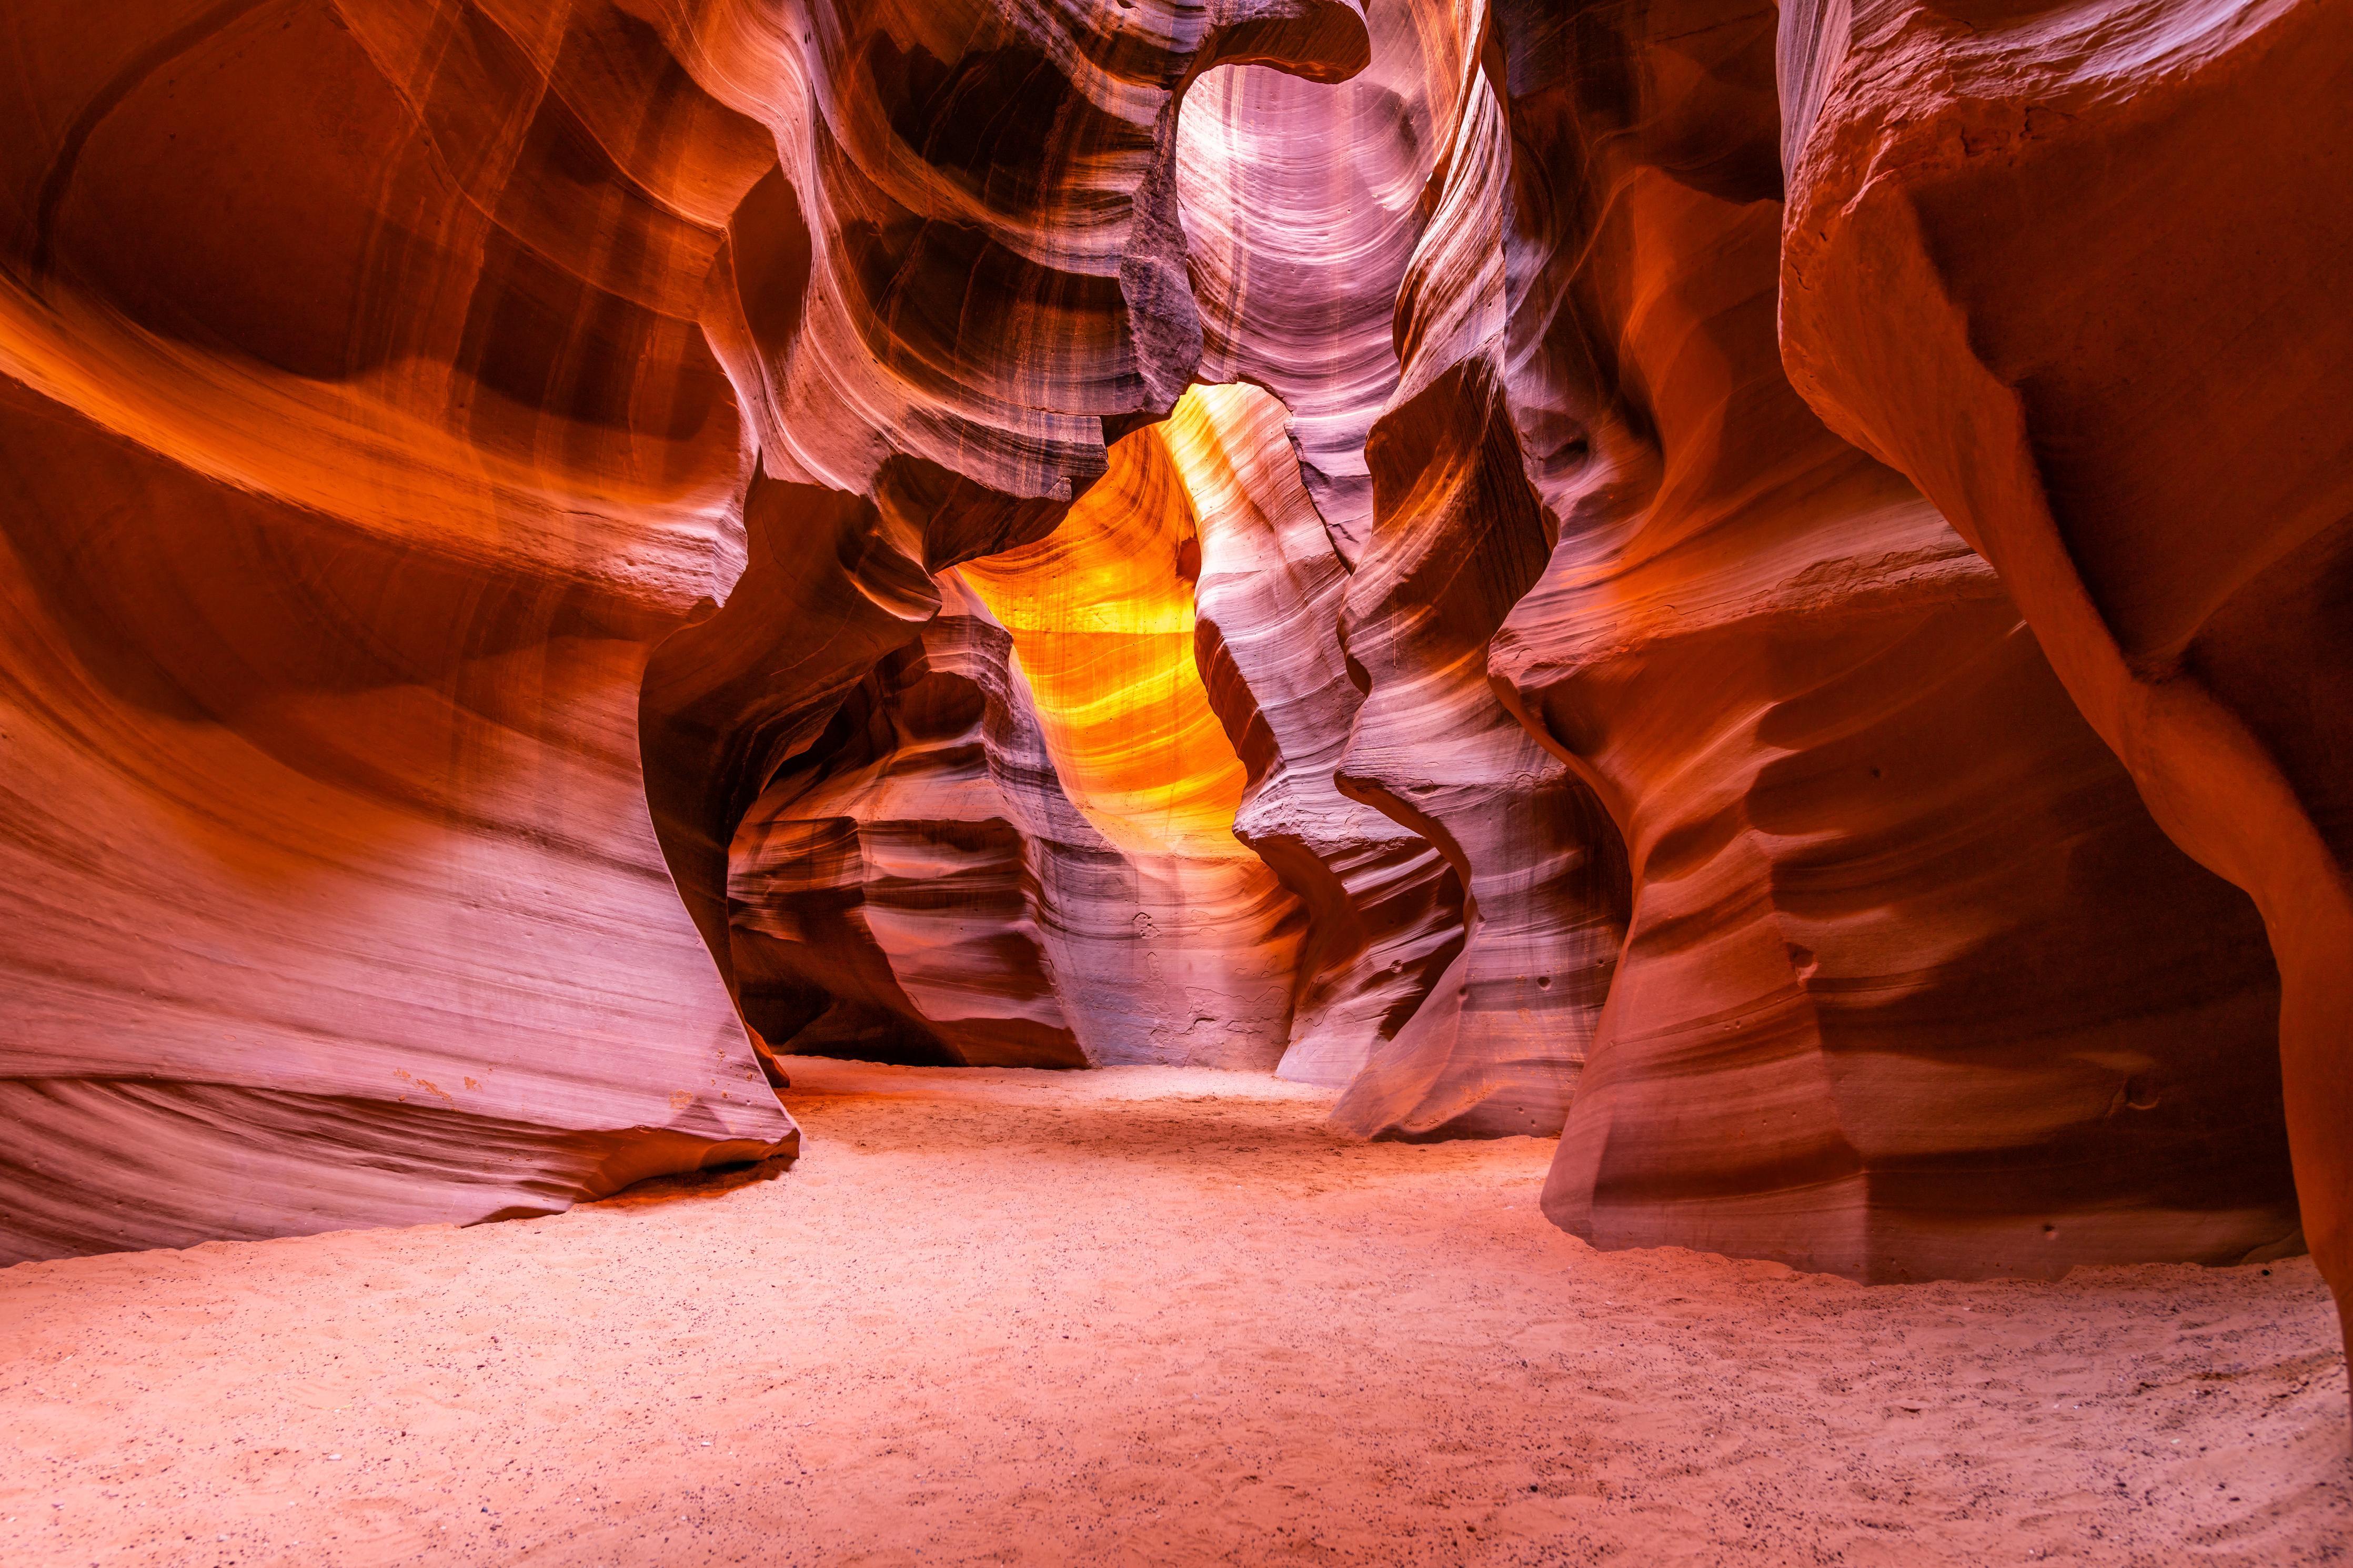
1336, 359, 1632, 1139
1174, 384, 1464, 1089
727, 576, 1092, 1069
1775, 0, 2347, 1307
961, 417, 1303, 1068
1466, 0, 2294, 1278
0, 0, 805, 1258
0, 0, 2336, 1356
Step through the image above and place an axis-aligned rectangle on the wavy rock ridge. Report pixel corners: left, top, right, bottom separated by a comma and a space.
0, 0, 2342, 1371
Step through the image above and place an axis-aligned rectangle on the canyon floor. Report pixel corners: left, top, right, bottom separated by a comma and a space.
2, 1060, 2346, 1567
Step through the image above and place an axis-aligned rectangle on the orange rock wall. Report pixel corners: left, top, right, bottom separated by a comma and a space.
1175, 385, 1464, 1090
1461, 0, 2295, 1279
958, 422, 1303, 1067
725, 574, 1094, 1070
0, 0, 2339, 1367
1775, 0, 2351, 1314
0, 0, 802, 1258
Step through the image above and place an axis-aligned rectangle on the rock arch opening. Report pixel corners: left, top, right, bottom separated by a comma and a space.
697, 371, 1641, 1159
716, 394, 1302, 1074
706, 382, 1551, 1095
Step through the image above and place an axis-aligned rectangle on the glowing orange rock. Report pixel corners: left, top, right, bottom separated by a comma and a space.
1173, 383, 1464, 1089
962, 419, 1301, 1067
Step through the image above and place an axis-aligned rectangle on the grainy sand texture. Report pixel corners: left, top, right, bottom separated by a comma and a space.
3, 1059, 2346, 1566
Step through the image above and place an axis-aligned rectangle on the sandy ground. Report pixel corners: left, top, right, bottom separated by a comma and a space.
1, 1059, 2346, 1567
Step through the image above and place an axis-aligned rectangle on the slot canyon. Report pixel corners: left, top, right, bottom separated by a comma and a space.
0, 0, 2346, 1561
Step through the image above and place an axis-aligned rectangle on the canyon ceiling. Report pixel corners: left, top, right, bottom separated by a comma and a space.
0, 0, 2344, 1362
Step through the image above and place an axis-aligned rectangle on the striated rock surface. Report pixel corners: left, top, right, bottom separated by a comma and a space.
1178, 2, 1444, 553
0, 0, 801, 1258
721, 0, 1375, 509
961, 418, 1303, 1068
0, 0, 2335, 1354
1333, 355, 1632, 1139
642, 0, 1389, 1077
1472, 0, 2294, 1279
1232, 2, 1628, 1141
0, 0, 1385, 1256
716, 474, 1311, 1074
1775, 0, 2348, 1309
726, 575, 1092, 1069
1173, 383, 1464, 1089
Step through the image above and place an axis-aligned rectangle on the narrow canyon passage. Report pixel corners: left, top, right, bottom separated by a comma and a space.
5, 4, 2351, 1565
3, 1064, 2343, 1568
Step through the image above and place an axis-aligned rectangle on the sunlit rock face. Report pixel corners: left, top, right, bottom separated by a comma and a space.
725, 0, 1375, 507
0, 0, 1390, 1256
958, 422, 1304, 1069
1174, 384, 1464, 1090
1773, 0, 2349, 1314
1334, 357, 1634, 1139
0, 0, 2336, 1342
1, 0, 1381, 1252
1178, 3, 1442, 555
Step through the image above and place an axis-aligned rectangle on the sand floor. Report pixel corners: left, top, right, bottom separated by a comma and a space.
2, 1058, 2347, 1566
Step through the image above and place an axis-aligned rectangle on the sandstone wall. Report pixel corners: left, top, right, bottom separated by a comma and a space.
1774, 0, 2348, 1310
0, 0, 2336, 1365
